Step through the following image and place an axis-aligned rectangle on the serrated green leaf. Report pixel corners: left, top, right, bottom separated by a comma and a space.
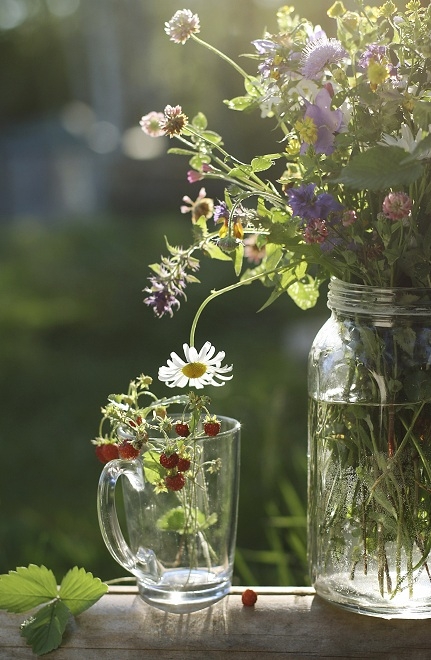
227, 165, 252, 178
143, 451, 164, 484
251, 156, 274, 172
413, 100, 431, 130
58, 567, 108, 616
337, 146, 423, 190
156, 506, 217, 534
202, 241, 232, 261
21, 600, 70, 656
287, 278, 319, 310
0, 565, 58, 613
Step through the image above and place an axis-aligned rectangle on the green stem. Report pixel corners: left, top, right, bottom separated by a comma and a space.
189, 264, 293, 346
191, 33, 256, 86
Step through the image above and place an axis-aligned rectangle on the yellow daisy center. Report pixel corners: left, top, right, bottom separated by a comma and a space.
182, 362, 207, 379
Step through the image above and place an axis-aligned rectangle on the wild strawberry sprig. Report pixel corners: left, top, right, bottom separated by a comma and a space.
92, 374, 223, 494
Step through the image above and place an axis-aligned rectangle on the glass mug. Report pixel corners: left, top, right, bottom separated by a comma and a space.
97, 415, 240, 613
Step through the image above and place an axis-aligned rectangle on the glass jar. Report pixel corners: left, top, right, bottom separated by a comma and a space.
308, 278, 431, 618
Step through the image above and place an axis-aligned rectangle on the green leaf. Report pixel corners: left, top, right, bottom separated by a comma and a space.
202, 241, 232, 261
413, 100, 431, 130
251, 156, 275, 172
201, 130, 223, 145
191, 112, 208, 130
156, 506, 217, 534
189, 154, 211, 170
167, 148, 195, 156
224, 95, 256, 111
143, 451, 164, 484
20, 600, 70, 656
58, 567, 108, 616
233, 242, 244, 276
287, 278, 319, 310
393, 327, 416, 359
337, 146, 423, 190
227, 165, 252, 178
0, 565, 58, 613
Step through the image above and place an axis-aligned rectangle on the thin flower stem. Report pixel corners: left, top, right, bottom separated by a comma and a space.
189, 264, 296, 346
190, 33, 256, 85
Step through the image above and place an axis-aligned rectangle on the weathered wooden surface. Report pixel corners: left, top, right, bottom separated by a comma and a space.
1, 585, 431, 659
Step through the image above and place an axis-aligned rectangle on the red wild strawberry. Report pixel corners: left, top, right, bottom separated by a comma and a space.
95, 443, 119, 464
177, 457, 191, 472
204, 420, 221, 437
241, 589, 258, 607
175, 422, 190, 437
160, 452, 179, 469
118, 441, 140, 460
165, 473, 185, 491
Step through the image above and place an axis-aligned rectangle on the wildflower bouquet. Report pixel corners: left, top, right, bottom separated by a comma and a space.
142, 1, 431, 325
137, 2, 431, 616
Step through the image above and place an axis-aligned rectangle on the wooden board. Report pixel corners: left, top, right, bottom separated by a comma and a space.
1, 586, 430, 659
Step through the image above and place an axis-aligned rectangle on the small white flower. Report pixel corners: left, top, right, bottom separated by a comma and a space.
158, 341, 233, 389
379, 123, 431, 158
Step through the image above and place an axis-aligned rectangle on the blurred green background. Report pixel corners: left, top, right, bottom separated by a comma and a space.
0, 0, 349, 587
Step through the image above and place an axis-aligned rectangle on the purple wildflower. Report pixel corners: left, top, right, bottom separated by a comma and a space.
301, 88, 345, 155
300, 37, 347, 80
253, 34, 299, 83
358, 44, 387, 69
213, 201, 230, 224
143, 255, 199, 318
287, 183, 343, 221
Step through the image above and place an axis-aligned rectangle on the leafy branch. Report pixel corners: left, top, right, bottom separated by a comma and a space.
0, 564, 108, 655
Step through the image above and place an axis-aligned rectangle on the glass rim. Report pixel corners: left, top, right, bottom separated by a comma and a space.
328, 277, 431, 316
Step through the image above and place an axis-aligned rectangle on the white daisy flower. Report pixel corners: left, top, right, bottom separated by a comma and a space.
158, 341, 233, 389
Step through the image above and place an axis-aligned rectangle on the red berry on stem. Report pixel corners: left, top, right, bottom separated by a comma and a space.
204, 421, 221, 437
118, 441, 140, 459
177, 457, 191, 472
175, 422, 190, 437
165, 473, 185, 491
95, 444, 119, 464
241, 589, 257, 607
160, 452, 179, 469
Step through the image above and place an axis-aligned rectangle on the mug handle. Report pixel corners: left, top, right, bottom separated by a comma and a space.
97, 458, 155, 578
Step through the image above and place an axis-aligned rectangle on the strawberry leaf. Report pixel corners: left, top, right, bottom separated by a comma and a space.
58, 567, 108, 616
20, 600, 70, 656
336, 145, 423, 190
0, 565, 58, 613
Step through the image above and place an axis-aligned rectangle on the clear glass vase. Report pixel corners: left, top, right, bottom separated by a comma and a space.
308, 278, 431, 618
